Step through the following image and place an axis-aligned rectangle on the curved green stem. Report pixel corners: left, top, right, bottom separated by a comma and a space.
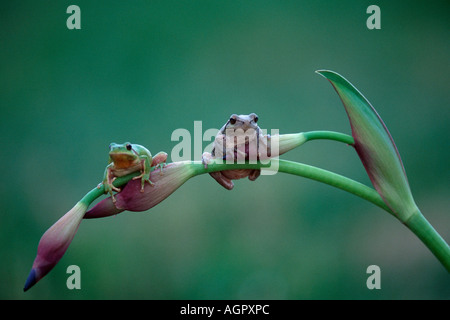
78, 130, 448, 271
80, 186, 105, 207
404, 209, 450, 272
82, 158, 392, 216
192, 159, 392, 214
277, 159, 390, 212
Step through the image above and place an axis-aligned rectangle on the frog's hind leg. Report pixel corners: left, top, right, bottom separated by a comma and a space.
209, 171, 234, 190
248, 169, 261, 181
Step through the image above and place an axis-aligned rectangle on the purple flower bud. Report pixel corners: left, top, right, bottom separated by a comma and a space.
85, 162, 195, 217
24, 202, 87, 291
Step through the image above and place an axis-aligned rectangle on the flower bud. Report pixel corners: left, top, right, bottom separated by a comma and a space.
317, 70, 418, 220
24, 202, 87, 291
85, 162, 195, 216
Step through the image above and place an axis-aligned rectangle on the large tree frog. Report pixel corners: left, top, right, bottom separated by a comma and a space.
202, 113, 266, 190
98, 142, 167, 201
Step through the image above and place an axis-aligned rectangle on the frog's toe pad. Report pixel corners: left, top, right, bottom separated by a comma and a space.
202, 152, 214, 169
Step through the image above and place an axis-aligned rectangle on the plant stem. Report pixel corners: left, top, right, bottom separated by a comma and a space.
192, 159, 392, 213
199, 160, 449, 270
78, 130, 448, 271
303, 130, 355, 145
79, 186, 104, 207
79, 173, 141, 207
278, 159, 391, 212
83, 158, 390, 215
404, 209, 450, 271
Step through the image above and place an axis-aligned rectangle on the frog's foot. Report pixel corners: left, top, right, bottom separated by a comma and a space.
151, 152, 168, 175
97, 181, 119, 191
202, 152, 213, 169
248, 169, 261, 181
109, 177, 121, 192
103, 181, 121, 203
133, 172, 155, 192
97, 182, 115, 201
154, 162, 166, 175
210, 171, 234, 190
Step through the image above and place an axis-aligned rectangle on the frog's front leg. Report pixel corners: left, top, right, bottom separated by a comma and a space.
98, 163, 121, 202
151, 151, 168, 174
132, 155, 154, 191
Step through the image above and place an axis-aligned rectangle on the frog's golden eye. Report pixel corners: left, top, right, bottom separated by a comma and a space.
126, 143, 132, 151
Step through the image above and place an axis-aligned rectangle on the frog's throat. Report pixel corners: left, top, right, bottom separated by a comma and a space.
110, 153, 138, 169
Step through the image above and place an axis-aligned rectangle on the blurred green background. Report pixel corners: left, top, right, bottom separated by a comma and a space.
1, 0, 449, 299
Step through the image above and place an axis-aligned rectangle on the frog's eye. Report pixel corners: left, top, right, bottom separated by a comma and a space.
250, 113, 258, 123
229, 114, 238, 125
253, 116, 258, 123
126, 143, 132, 151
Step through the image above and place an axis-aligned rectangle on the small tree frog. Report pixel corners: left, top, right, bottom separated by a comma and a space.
202, 113, 265, 190
98, 142, 167, 201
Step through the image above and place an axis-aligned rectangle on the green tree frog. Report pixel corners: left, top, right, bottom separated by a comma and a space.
98, 142, 168, 201
202, 113, 265, 190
